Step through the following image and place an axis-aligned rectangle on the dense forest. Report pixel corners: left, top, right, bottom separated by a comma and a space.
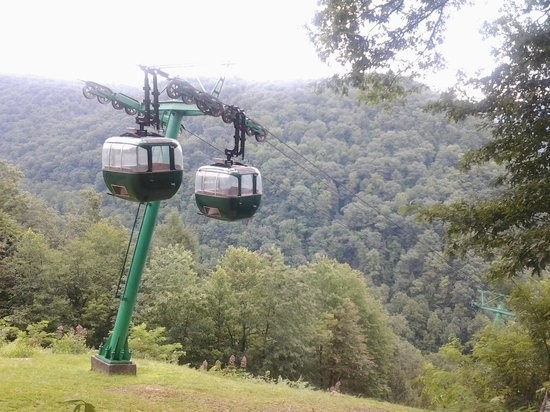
0, 73, 547, 410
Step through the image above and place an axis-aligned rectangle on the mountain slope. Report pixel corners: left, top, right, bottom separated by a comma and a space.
0, 352, 425, 411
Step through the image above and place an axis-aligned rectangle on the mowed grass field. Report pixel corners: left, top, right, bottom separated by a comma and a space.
0, 352, 426, 411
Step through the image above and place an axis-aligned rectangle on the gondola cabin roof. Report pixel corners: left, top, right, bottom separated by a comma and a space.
103, 135, 181, 147
196, 163, 261, 177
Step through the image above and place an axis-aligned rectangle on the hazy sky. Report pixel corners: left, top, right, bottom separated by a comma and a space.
0, 0, 498, 91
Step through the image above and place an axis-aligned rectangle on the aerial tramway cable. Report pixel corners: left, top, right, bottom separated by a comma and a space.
183, 122, 451, 266
243, 122, 451, 260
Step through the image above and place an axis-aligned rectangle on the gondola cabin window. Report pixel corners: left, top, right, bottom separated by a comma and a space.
102, 143, 147, 172
240, 173, 262, 195
195, 171, 239, 196
195, 165, 261, 197
151, 145, 171, 171
102, 137, 183, 173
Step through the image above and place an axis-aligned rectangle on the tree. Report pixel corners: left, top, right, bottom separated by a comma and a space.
60, 220, 128, 345
0, 159, 63, 246
307, 0, 467, 100
135, 243, 208, 363
0, 210, 21, 261
422, 2, 550, 280
2, 229, 67, 326
318, 298, 375, 394
418, 320, 547, 410
473, 323, 546, 409
508, 278, 550, 385
0, 211, 22, 317
418, 339, 495, 410
0, 159, 25, 217
302, 257, 394, 397
309, 0, 550, 280
63, 188, 103, 239
128, 323, 184, 364
201, 247, 317, 379
248, 249, 317, 380
386, 339, 425, 406
154, 209, 199, 259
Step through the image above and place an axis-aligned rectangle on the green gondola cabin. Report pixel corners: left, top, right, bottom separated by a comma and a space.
195, 163, 262, 221
102, 135, 184, 202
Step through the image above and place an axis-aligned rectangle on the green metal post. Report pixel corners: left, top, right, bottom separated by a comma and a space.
93, 111, 183, 371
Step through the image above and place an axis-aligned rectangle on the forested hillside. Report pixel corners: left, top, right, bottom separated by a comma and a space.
3, 74, 546, 409
0, 74, 493, 351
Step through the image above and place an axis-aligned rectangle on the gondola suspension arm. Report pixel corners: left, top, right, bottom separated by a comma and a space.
225, 110, 247, 163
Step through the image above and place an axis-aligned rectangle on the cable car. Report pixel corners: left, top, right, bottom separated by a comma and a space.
195, 163, 262, 221
102, 135, 184, 202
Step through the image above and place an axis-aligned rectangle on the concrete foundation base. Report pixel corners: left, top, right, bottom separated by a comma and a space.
91, 355, 137, 375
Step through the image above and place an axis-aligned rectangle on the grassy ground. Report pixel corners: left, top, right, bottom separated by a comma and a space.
0, 352, 426, 411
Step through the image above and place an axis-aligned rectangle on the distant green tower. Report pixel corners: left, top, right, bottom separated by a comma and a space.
474, 289, 514, 324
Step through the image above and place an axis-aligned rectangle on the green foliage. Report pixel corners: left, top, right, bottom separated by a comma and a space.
419, 339, 498, 411
0, 209, 21, 258
0, 339, 41, 358
0, 158, 64, 246
307, 0, 464, 100
21, 320, 54, 347
60, 219, 128, 346
419, 321, 548, 411
317, 299, 375, 394
128, 323, 184, 364
0, 70, 527, 404
52, 325, 89, 355
508, 277, 550, 380
0, 320, 52, 358
137, 245, 401, 398
422, 1, 550, 281
386, 339, 424, 406
0, 317, 19, 344
0, 320, 89, 357
0, 158, 25, 216
154, 209, 199, 260
200, 247, 319, 380
300, 257, 395, 397
63, 400, 96, 412
2, 229, 67, 326
135, 243, 207, 363
63, 187, 103, 238
473, 323, 546, 409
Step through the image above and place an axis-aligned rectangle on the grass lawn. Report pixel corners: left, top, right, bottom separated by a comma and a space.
0, 352, 426, 411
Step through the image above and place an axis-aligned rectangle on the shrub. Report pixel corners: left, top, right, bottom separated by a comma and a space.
22, 320, 55, 348
52, 325, 89, 355
128, 323, 184, 363
0, 316, 19, 346
0, 339, 41, 358
0, 320, 53, 358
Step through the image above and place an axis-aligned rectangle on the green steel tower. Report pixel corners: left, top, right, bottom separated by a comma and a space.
83, 67, 267, 374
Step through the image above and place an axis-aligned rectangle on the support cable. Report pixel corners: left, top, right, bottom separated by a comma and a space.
184, 125, 451, 267
258, 126, 451, 262
115, 202, 143, 298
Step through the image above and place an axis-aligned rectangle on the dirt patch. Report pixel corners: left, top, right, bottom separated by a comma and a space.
107, 384, 180, 400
